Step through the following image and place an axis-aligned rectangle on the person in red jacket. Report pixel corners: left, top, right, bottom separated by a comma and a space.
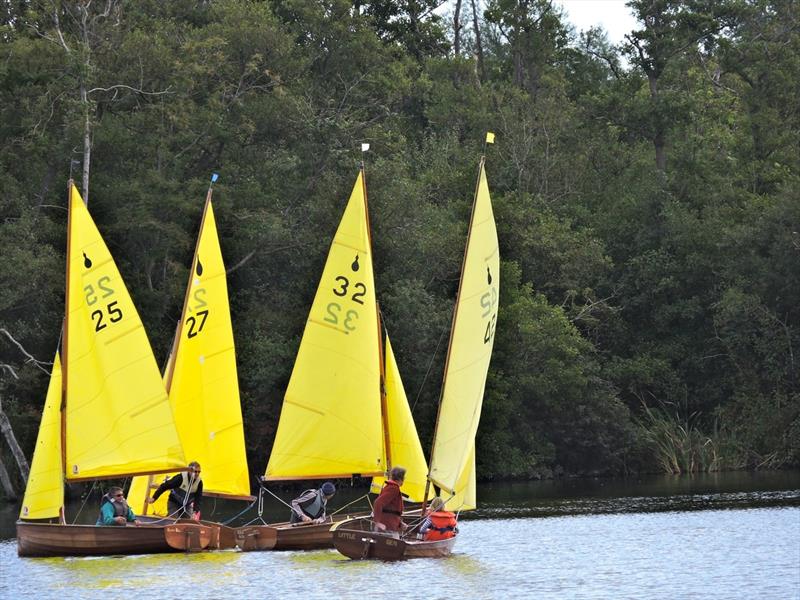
372, 466, 406, 535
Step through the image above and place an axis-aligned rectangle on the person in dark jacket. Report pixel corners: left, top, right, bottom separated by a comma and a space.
373, 466, 406, 534
290, 482, 336, 524
96, 486, 139, 526
147, 461, 203, 519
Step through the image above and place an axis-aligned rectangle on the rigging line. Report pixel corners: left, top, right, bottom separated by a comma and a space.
221, 498, 257, 525
71, 480, 97, 524
410, 323, 449, 415
258, 481, 293, 510
329, 493, 370, 516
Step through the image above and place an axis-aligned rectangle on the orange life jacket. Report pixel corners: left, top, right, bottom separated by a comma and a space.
424, 511, 457, 541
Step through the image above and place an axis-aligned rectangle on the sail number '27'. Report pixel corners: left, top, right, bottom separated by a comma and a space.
186, 287, 209, 339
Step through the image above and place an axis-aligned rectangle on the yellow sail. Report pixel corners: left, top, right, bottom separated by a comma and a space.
444, 444, 476, 512
64, 184, 185, 479
127, 474, 169, 516
266, 172, 384, 479
163, 196, 250, 497
428, 159, 499, 496
19, 352, 64, 520
370, 336, 430, 502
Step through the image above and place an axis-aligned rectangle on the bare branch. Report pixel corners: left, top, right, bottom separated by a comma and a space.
0, 364, 19, 380
86, 84, 173, 96
0, 329, 52, 375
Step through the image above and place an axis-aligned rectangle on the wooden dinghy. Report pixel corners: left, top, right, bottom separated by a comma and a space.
331, 517, 456, 561
253, 164, 431, 552
17, 521, 212, 557
16, 182, 199, 558
331, 145, 499, 562
128, 176, 254, 550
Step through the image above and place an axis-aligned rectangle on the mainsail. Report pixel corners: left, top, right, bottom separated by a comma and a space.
266, 171, 386, 480
428, 158, 499, 512
19, 353, 63, 520
64, 184, 185, 480
265, 168, 429, 487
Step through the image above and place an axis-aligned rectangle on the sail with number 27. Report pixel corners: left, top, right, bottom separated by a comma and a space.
128, 178, 251, 549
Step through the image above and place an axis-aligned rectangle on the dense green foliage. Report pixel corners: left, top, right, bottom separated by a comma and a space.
1, 0, 798, 494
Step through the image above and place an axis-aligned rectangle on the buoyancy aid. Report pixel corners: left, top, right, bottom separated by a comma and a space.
424, 511, 457, 541
96, 494, 129, 524
169, 471, 201, 505
298, 489, 326, 519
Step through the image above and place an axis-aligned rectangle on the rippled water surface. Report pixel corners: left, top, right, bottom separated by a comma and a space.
2, 472, 798, 599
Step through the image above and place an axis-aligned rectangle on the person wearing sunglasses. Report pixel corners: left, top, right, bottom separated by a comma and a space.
147, 461, 204, 520
96, 486, 140, 526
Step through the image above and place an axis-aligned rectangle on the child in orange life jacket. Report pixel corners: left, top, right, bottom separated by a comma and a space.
418, 497, 457, 541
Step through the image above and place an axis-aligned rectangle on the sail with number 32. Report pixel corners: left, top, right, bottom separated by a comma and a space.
235, 168, 428, 552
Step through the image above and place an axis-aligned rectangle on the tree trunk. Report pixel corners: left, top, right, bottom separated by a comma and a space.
647, 72, 666, 171
0, 453, 18, 500
471, 0, 484, 81
654, 132, 667, 171
81, 81, 91, 203
0, 398, 30, 486
453, 0, 463, 56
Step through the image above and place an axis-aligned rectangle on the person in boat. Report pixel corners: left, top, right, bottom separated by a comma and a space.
147, 461, 204, 520
96, 486, 140, 526
372, 466, 407, 535
290, 481, 336, 524
418, 496, 458, 541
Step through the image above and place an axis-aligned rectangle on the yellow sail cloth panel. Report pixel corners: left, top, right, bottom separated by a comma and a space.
20, 352, 64, 520
65, 184, 185, 479
444, 444, 476, 512
128, 474, 169, 517
429, 161, 499, 495
370, 336, 430, 502
164, 198, 250, 497
266, 172, 384, 479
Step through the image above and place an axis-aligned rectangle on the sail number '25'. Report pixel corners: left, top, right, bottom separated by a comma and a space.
186, 288, 209, 338
85, 276, 123, 332
480, 286, 498, 344
324, 274, 366, 333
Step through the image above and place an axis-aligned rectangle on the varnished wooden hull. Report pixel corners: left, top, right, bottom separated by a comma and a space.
16, 521, 212, 557
331, 518, 456, 561
138, 516, 237, 550
236, 512, 368, 551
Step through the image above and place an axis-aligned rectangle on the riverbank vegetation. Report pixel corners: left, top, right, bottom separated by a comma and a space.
1, 1, 798, 497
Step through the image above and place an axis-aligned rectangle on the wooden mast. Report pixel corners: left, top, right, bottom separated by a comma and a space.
361, 159, 392, 474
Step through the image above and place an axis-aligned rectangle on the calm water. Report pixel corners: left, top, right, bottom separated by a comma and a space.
1, 472, 798, 599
